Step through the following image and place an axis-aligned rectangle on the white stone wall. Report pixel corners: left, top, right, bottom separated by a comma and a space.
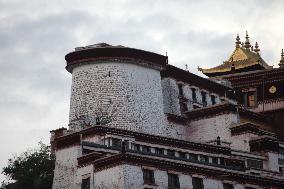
161, 78, 181, 115
187, 113, 239, 144
265, 152, 280, 172
230, 133, 258, 151
76, 165, 94, 189
93, 166, 125, 189
52, 145, 81, 189
69, 62, 167, 136
95, 164, 253, 189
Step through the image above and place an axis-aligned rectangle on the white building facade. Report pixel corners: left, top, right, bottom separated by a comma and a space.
51, 43, 284, 189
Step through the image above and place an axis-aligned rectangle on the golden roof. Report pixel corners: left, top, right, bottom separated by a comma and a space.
199, 34, 272, 77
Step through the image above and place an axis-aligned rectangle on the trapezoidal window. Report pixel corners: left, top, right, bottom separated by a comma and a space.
143, 169, 155, 185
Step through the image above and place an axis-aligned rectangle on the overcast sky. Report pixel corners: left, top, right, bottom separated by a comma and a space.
0, 0, 284, 182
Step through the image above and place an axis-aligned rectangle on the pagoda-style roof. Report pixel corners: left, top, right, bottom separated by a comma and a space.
199, 33, 273, 77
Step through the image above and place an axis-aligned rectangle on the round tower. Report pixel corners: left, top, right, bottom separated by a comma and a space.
65, 43, 167, 134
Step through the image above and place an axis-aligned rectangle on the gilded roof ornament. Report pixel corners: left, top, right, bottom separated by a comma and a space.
254, 42, 260, 53
244, 31, 251, 49
235, 34, 241, 48
279, 49, 284, 68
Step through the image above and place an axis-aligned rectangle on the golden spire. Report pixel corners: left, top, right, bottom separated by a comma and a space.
279, 49, 284, 68
244, 31, 251, 49
254, 42, 260, 53
235, 34, 241, 48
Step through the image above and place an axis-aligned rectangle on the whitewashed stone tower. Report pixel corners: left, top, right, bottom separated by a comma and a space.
65, 43, 168, 135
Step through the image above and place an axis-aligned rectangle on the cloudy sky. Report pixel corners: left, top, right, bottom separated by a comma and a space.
0, 0, 284, 182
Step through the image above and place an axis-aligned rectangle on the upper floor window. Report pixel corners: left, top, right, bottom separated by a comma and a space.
247, 159, 263, 170
167, 149, 175, 157
179, 101, 188, 113
81, 177, 90, 189
142, 146, 151, 153
112, 138, 122, 149
210, 95, 216, 105
200, 155, 209, 163
191, 88, 197, 102
133, 144, 140, 151
143, 169, 155, 185
178, 84, 184, 97
243, 88, 257, 108
188, 153, 198, 161
279, 148, 284, 163
179, 151, 186, 159
168, 173, 180, 189
201, 91, 207, 106
192, 177, 204, 189
155, 148, 164, 155
223, 183, 234, 189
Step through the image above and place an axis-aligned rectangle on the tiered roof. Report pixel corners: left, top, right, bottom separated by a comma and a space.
199, 32, 273, 77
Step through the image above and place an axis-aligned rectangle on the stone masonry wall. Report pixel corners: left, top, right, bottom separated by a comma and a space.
92, 164, 261, 189
52, 145, 81, 189
69, 62, 167, 136
187, 113, 239, 144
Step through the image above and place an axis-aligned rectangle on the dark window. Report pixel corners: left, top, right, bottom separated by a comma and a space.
81, 177, 90, 189
167, 150, 175, 157
247, 159, 263, 170
179, 101, 188, 112
188, 153, 198, 161
178, 84, 184, 96
168, 173, 180, 189
220, 158, 225, 165
142, 146, 151, 153
223, 183, 234, 189
212, 157, 218, 164
192, 177, 204, 189
279, 148, 284, 162
134, 144, 140, 151
211, 95, 216, 105
201, 91, 207, 106
192, 88, 197, 102
179, 152, 186, 159
155, 148, 164, 155
200, 155, 209, 163
112, 138, 121, 148
143, 169, 155, 185
244, 90, 257, 108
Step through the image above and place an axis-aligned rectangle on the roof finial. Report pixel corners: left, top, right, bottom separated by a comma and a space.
235, 34, 241, 48
279, 49, 284, 68
254, 42, 260, 53
185, 64, 189, 72
244, 31, 251, 50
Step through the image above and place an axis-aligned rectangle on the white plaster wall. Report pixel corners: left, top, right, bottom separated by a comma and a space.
188, 113, 239, 143
230, 133, 259, 152
265, 152, 280, 172
203, 178, 222, 189
154, 169, 168, 189
92, 163, 264, 189
161, 78, 181, 115
179, 174, 193, 189
76, 165, 93, 189
123, 165, 143, 188
93, 166, 124, 189
69, 62, 167, 136
52, 145, 81, 189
